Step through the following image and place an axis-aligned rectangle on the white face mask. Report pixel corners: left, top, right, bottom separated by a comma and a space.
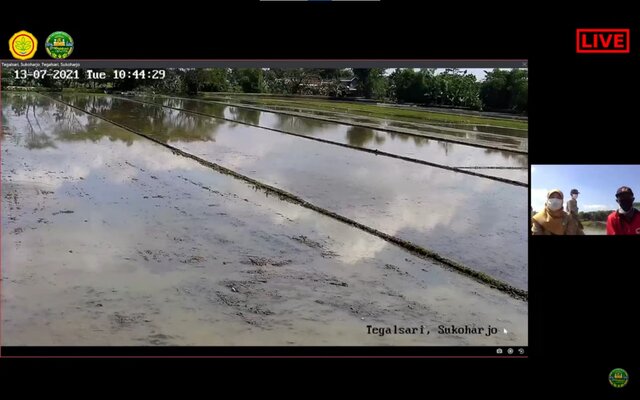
572, 194, 578, 200
547, 198, 563, 211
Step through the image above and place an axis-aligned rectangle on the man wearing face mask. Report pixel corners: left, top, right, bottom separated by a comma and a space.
531, 189, 584, 235
606, 186, 640, 235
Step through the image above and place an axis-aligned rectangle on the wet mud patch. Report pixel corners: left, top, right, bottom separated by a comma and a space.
110, 312, 147, 330
317, 289, 434, 323
384, 263, 410, 276
291, 235, 339, 258
241, 256, 292, 267
52, 210, 74, 215
181, 255, 207, 265
175, 278, 282, 328
136, 249, 173, 264
135, 333, 176, 346
292, 235, 322, 248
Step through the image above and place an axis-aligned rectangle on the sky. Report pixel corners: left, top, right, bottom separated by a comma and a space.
531, 165, 640, 213
434, 68, 490, 81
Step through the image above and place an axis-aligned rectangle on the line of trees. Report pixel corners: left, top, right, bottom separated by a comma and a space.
579, 210, 612, 222
1, 67, 528, 113
579, 203, 640, 221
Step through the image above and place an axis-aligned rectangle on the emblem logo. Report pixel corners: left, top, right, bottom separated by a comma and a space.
45, 31, 74, 59
9, 31, 38, 60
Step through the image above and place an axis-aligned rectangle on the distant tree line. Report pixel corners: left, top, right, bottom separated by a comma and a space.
578, 210, 612, 222
578, 203, 640, 221
1, 67, 528, 113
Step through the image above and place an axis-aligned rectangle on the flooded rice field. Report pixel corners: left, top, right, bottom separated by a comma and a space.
55, 93, 528, 290
1, 92, 528, 346
135, 96, 528, 184
203, 95, 529, 142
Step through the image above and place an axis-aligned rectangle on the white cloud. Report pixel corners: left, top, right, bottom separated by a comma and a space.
531, 188, 549, 213
582, 204, 613, 211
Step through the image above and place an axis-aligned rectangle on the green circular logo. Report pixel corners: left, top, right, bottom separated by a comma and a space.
609, 368, 629, 388
45, 31, 74, 59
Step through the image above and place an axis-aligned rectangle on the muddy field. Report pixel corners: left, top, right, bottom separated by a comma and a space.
54, 93, 529, 290
1, 92, 528, 346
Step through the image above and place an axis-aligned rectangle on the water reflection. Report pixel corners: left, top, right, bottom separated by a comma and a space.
60, 94, 221, 143
159, 96, 226, 118
230, 100, 527, 151
3, 93, 138, 148
209, 96, 529, 142
483, 148, 528, 167
2, 92, 527, 346
227, 106, 261, 126
131, 96, 527, 174
345, 126, 386, 147
270, 114, 333, 134
54, 94, 527, 289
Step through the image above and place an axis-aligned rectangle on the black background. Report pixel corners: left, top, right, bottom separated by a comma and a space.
1, 2, 638, 394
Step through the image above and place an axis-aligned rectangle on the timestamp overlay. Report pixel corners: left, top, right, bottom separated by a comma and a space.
1, 61, 167, 83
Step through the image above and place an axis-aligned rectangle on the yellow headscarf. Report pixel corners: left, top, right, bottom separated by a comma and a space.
532, 189, 567, 235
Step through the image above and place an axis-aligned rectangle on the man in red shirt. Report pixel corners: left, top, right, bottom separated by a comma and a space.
606, 186, 640, 235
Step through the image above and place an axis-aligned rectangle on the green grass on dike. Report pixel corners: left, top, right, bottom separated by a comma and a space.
204, 94, 528, 130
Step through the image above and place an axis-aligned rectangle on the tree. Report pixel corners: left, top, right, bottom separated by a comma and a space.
480, 69, 528, 113
231, 69, 264, 93
198, 68, 230, 92
431, 69, 481, 109
184, 69, 199, 94
153, 69, 184, 93
388, 68, 427, 103
339, 69, 354, 79
264, 68, 287, 93
352, 68, 387, 99
310, 69, 340, 80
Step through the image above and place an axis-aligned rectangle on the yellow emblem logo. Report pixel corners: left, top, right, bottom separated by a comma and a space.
9, 31, 38, 60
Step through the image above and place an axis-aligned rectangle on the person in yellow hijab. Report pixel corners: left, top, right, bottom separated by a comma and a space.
531, 189, 584, 235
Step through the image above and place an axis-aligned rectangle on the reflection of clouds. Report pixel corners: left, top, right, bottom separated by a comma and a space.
57, 98, 526, 285
248, 160, 510, 265
255, 202, 389, 264
7, 96, 524, 276
169, 124, 525, 267
211, 126, 293, 167
213, 103, 526, 169
4, 103, 202, 190
207, 128, 506, 237
120, 139, 197, 172
7, 138, 201, 189
359, 167, 500, 237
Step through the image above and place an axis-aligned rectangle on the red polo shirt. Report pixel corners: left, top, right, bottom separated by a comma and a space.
606, 209, 640, 235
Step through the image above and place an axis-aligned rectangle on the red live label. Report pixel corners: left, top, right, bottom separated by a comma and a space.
576, 29, 630, 53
